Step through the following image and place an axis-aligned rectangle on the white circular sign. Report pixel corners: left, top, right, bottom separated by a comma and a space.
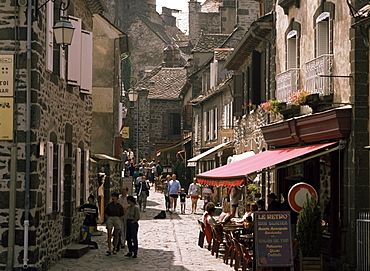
288, 182, 318, 213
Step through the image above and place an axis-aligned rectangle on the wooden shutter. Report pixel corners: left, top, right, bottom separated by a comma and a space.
84, 150, 90, 201
67, 16, 82, 86
58, 144, 64, 212
80, 31, 93, 94
316, 13, 330, 57
233, 72, 244, 117
46, 142, 53, 214
214, 108, 218, 139
209, 109, 214, 140
194, 114, 198, 143
76, 148, 81, 206
287, 30, 297, 69
46, 1, 54, 72
251, 51, 261, 105
203, 111, 207, 141
60, 49, 66, 80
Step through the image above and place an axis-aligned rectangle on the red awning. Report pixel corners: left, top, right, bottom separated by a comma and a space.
197, 142, 338, 186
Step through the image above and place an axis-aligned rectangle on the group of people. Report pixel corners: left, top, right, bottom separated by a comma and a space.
80, 187, 141, 258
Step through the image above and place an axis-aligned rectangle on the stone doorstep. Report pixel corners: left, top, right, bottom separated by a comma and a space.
63, 244, 90, 258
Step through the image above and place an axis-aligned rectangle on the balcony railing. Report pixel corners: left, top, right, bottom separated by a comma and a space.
276, 68, 300, 102
305, 54, 333, 95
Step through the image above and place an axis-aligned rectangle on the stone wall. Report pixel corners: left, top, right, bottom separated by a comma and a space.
0, 0, 96, 269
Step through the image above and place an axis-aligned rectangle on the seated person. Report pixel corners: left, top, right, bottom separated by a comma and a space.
242, 203, 252, 220
204, 207, 219, 247
218, 211, 231, 224
243, 216, 254, 234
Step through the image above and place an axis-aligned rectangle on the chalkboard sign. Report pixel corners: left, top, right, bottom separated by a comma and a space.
254, 211, 293, 268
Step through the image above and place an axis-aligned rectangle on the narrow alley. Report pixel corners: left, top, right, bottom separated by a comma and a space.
49, 190, 234, 271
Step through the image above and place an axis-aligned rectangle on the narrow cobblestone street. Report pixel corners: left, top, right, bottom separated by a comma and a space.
49, 190, 235, 271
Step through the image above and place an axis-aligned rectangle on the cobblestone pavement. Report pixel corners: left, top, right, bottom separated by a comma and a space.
49, 189, 235, 271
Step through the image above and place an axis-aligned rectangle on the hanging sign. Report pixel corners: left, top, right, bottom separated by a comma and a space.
0, 97, 13, 140
288, 182, 318, 213
254, 211, 293, 268
0, 55, 14, 97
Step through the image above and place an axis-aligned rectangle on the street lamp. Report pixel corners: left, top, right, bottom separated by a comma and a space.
53, 17, 75, 49
128, 89, 139, 162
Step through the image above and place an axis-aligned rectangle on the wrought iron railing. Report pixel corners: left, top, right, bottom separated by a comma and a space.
276, 68, 300, 102
305, 54, 333, 95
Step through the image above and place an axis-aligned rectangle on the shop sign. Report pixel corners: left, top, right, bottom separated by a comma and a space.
121, 127, 129, 138
254, 211, 293, 268
0, 97, 13, 140
0, 55, 14, 97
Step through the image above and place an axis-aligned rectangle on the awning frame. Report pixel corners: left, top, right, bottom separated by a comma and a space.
197, 140, 346, 186
187, 141, 233, 166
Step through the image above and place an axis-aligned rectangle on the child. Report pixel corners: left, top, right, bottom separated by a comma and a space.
179, 188, 187, 214
79, 195, 99, 244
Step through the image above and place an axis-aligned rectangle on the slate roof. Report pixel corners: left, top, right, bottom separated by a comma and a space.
136, 67, 187, 100
214, 48, 234, 61
192, 33, 230, 53
138, 14, 173, 44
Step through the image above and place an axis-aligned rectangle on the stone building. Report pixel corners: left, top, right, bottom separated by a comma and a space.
101, 0, 190, 80
129, 66, 187, 163
0, 0, 107, 269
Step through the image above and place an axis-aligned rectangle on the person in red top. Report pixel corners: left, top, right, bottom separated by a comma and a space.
204, 207, 219, 247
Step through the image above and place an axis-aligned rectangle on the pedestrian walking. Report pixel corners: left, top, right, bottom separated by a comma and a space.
137, 175, 150, 212
168, 173, 181, 213
179, 188, 187, 214
118, 187, 129, 248
79, 195, 99, 244
125, 196, 140, 258
229, 186, 241, 217
105, 192, 124, 255
164, 174, 171, 212
188, 178, 200, 214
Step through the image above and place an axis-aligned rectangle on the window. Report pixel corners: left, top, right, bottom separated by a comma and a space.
203, 111, 208, 141
287, 30, 297, 69
316, 12, 330, 57
214, 108, 218, 140
162, 113, 181, 137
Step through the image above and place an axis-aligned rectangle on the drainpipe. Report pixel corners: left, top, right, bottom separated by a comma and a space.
23, 0, 32, 268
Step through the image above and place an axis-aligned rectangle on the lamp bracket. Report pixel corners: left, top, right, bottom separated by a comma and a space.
35, 0, 70, 16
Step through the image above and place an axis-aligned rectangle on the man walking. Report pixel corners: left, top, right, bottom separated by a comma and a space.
168, 173, 181, 213
137, 176, 150, 212
118, 187, 129, 248
105, 192, 124, 255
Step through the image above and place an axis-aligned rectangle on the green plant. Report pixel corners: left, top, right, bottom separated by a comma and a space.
260, 100, 284, 114
288, 89, 310, 105
247, 184, 260, 194
297, 194, 322, 257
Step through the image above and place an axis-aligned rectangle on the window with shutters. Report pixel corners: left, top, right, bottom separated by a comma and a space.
316, 12, 330, 57
46, 1, 54, 72
287, 30, 297, 69
162, 113, 181, 137
233, 72, 244, 116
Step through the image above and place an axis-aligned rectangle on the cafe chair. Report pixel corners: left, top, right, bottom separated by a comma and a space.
223, 231, 234, 265
240, 243, 253, 271
197, 220, 205, 248
230, 238, 243, 270
211, 226, 225, 258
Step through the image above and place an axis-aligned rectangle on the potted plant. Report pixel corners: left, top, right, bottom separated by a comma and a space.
296, 194, 323, 270
260, 100, 284, 114
288, 89, 310, 105
247, 184, 261, 198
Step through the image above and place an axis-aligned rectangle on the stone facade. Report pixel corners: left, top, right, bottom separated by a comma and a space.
0, 0, 106, 269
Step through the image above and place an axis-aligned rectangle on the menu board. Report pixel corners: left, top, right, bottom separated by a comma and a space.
254, 211, 293, 268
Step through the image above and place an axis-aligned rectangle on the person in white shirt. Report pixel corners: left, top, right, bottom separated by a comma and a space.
168, 174, 181, 213
188, 178, 200, 214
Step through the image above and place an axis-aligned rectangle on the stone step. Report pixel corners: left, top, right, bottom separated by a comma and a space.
64, 244, 90, 258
